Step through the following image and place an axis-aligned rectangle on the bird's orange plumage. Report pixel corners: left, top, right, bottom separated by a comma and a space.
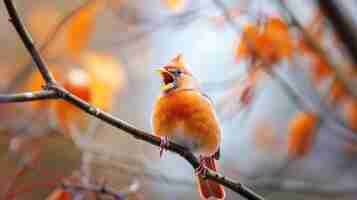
152, 90, 221, 156
152, 55, 225, 199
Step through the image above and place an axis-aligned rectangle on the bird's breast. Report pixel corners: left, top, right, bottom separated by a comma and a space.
152, 91, 221, 156
169, 123, 201, 152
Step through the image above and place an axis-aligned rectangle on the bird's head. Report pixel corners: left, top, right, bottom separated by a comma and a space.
156, 54, 198, 93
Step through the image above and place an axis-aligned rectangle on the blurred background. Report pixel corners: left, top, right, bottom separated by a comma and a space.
0, 0, 356, 199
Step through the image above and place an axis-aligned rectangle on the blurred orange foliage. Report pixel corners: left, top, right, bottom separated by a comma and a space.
235, 24, 259, 63
24, 66, 61, 109
235, 17, 293, 65
342, 97, 357, 132
253, 121, 280, 152
328, 79, 348, 106
26, 0, 106, 61
25, 66, 91, 135
287, 112, 318, 159
81, 51, 126, 111
310, 55, 334, 83
23, 50, 126, 136
67, 0, 107, 59
27, 4, 62, 46
161, 0, 186, 13
46, 188, 72, 200
54, 68, 91, 135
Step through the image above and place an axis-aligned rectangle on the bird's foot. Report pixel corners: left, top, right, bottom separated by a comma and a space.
195, 156, 208, 177
159, 136, 169, 158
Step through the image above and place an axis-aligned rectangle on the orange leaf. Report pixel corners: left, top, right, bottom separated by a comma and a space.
342, 97, 357, 132
234, 18, 293, 65
311, 56, 334, 83
264, 17, 293, 60
253, 121, 279, 152
328, 80, 348, 105
66, 0, 107, 59
46, 189, 71, 200
235, 24, 260, 63
287, 112, 318, 159
26, 0, 106, 61
161, 0, 186, 13
81, 51, 126, 111
53, 68, 91, 135
255, 33, 277, 64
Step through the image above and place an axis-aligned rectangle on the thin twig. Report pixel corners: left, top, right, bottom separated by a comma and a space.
0, 90, 58, 103
2, 0, 264, 199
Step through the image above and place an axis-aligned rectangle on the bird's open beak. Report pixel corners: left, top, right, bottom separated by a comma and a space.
155, 68, 176, 92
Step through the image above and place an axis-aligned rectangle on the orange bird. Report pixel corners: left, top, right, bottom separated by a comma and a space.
151, 55, 225, 199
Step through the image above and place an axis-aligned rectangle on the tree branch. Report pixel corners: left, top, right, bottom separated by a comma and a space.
317, 0, 357, 65
0, 90, 58, 103
2, 0, 264, 199
4, 0, 56, 84
50, 84, 264, 200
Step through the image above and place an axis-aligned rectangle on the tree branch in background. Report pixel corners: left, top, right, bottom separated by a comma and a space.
1, 0, 264, 199
277, 0, 357, 139
214, 0, 357, 140
201, 72, 244, 91
212, 0, 312, 112
277, 0, 355, 94
317, 0, 357, 65
110, 8, 202, 48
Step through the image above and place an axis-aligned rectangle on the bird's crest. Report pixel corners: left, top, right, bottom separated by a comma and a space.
164, 54, 192, 75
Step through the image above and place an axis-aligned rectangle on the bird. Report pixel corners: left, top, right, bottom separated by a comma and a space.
151, 54, 225, 199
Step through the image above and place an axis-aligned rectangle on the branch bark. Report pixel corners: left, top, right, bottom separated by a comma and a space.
4, 0, 56, 84
317, 0, 357, 65
1, 0, 264, 199
0, 90, 58, 103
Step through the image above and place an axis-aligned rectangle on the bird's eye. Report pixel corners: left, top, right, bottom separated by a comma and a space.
167, 68, 182, 76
